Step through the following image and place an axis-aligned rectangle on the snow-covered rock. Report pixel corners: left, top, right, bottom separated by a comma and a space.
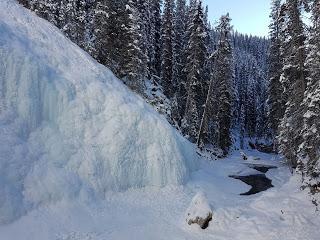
0, 0, 197, 224
240, 151, 248, 160
185, 192, 213, 229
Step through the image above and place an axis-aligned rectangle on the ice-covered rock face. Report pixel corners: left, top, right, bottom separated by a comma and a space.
0, 0, 197, 224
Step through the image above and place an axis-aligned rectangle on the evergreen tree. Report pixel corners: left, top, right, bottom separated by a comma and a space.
161, 0, 175, 98
119, 0, 146, 94
201, 4, 213, 118
268, 0, 285, 143
239, 103, 246, 149
172, 0, 187, 123
94, 0, 146, 93
182, 92, 200, 141
137, 0, 150, 79
93, 0, 118, 71
182, 0, 208, 142
82, 0, 96, 55
18, 0, 30, 8
149, 0, 162, 79
211, 13, 234, 154
246, 76, 257, 138
278, 0, 307, 168
76, 0, 94, 51
299, 0, 320, 185
59, 0, 78, 42
27, 0, 61, 26
197, 25, 236, 152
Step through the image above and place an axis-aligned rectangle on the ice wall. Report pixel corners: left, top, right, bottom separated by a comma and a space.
0, 0, 197, 224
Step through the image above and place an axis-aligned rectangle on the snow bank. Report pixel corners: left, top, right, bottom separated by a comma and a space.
0, 0, 197, 224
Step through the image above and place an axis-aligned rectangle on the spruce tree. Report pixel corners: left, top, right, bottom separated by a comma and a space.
211, 14, 234, 154
246, 76, 257, 138
172, 0, 187, 123
27, 0, 61, 26
149, 0, 162, 79
267, 0, 285, 143
93, 0, 118, 71
17, 0, 30, 8
69, 0, 88, 50
119, 0, 146, 94
239, 104, 246, 149
299, 0, 320, 185
59, 0, 78, 42
278, 0, 307, 168
161, 0, 175, 98
82, 0, 96, 55
182, 0, 208, 142
137, 0, 150, 79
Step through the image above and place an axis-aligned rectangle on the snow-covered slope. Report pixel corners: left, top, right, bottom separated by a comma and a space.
0, 0, 197, 224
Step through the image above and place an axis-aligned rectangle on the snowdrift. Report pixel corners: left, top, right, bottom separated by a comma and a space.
0, 0, 196, 224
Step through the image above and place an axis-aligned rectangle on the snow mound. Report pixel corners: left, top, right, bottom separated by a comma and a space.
185, 192, 213, 229
0, 0, 197, 224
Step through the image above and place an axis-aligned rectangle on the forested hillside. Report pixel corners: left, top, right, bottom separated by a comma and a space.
268, 0, 320, 194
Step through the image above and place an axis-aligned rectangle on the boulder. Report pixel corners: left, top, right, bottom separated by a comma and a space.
240, 151, 248, 160
185, 192, 213, 229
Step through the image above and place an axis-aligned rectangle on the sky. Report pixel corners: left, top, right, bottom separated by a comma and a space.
203, 0, 271, 37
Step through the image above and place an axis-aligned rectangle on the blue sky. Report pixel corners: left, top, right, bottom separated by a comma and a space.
203, 0, 271, 37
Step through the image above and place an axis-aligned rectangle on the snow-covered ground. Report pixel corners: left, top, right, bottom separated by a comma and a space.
0, 1, 319, 239
1, 150, 319, 240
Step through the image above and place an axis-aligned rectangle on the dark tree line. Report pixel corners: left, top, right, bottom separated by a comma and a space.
17, 0, 270, 156
268, 0, 320, 193
232, 33, 270, 148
